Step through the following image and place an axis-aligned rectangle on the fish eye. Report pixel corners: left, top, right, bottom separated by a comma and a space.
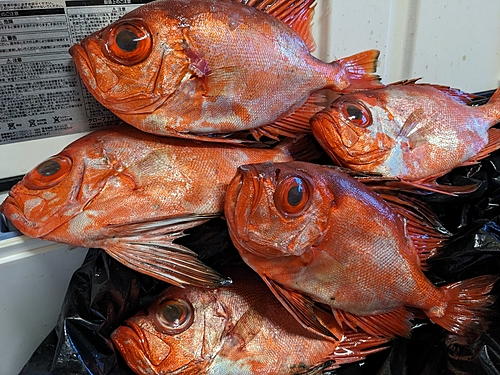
104, 21, 152, 66
274, 176, 310, 217
153, 299, 194, 334
341, 101, 372, 127
24, 155, 72, 190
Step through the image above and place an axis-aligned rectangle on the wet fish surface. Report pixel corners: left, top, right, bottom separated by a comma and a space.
224, 161, 498, 338
111, 267, 389, 374
70, 0, 381, 140
310, 81, 500, 194
0, 125, 320, 287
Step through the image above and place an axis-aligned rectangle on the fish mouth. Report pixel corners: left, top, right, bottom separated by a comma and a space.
225, 164, 263, 243
0, 194, 38, 236
111, 320, 158, 373
69, 43, 99, 94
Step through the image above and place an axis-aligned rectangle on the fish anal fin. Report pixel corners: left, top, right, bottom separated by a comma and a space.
323, 331, 390, 371
251, 92, 327, 140
239, 0, 316, 52
262, 276, 343, 340
332, 307, 414, 338
429, 275, 498, 335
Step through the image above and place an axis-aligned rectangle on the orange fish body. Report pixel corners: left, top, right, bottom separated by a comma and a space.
111, 267, 388, 375
0, 125, 318, 287
224, 161, 497, 337
69, 0, 381, 140
310, 82, 500, 192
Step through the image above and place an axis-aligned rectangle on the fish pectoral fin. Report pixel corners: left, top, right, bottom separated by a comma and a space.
101, 214, 231, 288
398, 107, 428, 149
105, 241, 231, 288
221, 305, 265, 355
262, 276, 343, 340
332, 307, 414, 338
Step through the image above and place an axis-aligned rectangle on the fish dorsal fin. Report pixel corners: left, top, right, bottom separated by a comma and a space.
238, 0, 316, 52
262, 276, 343, 340
463, 127, 500, 164
425, 84, 481, 105
101, 214, 232, 287
250, 92, 327, 140
332, 307, 414, 338
388, 79, 481, 105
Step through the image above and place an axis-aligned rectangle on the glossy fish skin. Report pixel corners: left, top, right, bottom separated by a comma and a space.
0, 125, 316, 288
111, 268, 389, 375
310, 82, 500, 188
69, 0, 381, 139
224, 161, 498, 338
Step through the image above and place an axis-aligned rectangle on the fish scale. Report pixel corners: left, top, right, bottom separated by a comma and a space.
69, 0, 381, 141
225, 161, 498, 338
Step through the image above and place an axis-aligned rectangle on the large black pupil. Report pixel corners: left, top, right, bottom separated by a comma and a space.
163, 303, 183, 324
37, 159, 61, 177
116, 29, 139, 52
287, 182, 303, 207
346, 105, 363, 121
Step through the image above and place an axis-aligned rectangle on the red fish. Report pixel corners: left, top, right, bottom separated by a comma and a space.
224, 161, 498, 338
0, 126, 320, 287
310, 81, 500, 194
111, 267, 389, 374
69, 0, 381, 141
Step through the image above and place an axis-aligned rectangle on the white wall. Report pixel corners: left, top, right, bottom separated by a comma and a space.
1, 1, 500, 374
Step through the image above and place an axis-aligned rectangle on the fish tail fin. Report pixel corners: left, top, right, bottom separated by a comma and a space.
429, 275, 498, 334
327, 49, 382, 92
274, 132, 327, 162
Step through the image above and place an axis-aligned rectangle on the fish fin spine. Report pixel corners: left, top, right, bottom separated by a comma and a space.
332, 307, 413, 338
252, 92, 327, 140
452, 127, 500, 168
244, 0, 317, 52
429, 275, 498, 335
322, 331, 390, 370
329, 49, 382, 92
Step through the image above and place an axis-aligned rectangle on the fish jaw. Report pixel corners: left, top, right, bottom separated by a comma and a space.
1, 179, 89, 240
225, 162, 329, 263
311, 108, 393, 170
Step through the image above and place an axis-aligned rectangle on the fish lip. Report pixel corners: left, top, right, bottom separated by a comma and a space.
0, 194, 34, 233
69, 43, 98, 91
112, 319, 159, 368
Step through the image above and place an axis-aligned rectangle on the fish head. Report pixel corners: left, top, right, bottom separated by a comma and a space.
0, 129, 133, 242
224, 161, 333, 259
111, 285, 230, 375
310, 93, 396, 169
69, 2, 191, 117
